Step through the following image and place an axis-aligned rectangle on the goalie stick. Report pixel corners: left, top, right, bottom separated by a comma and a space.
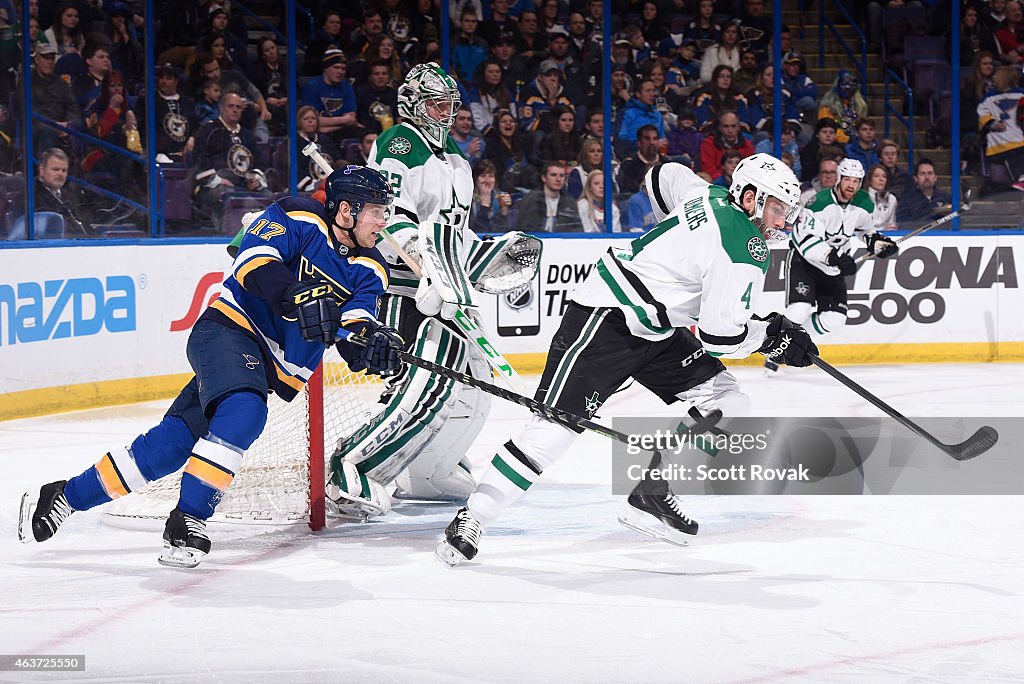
338, 329, 725, 451
856, 189, 974, 264
809, 355, 998, 461
302, 142, 524, 390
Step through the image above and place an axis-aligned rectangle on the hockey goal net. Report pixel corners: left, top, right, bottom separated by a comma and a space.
103, 346, 384, 530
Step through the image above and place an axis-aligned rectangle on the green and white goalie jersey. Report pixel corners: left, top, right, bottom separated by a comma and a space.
572, 164, 771, 358
790, 187, 875, 276
368, 122, 474, 297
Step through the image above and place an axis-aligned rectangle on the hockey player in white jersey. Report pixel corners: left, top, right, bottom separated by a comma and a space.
327, 62, 541, 514
765, 158, 899, 374
436, 154, 819, 565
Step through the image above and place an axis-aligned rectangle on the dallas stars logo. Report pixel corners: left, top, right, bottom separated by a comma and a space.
747, 236, 768, 262
795, 281, 810, 296
388, 137, 412, 155
584, 391, 600, 417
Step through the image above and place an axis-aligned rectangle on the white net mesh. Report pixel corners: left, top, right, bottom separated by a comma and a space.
103, 347, 385, 527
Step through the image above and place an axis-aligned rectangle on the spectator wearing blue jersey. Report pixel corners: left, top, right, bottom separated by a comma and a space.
20, 167, 405, 570
780, 51, 818, 123
301, 48, 359, 141
741, 64, 800, 143
755, 120, 802, 180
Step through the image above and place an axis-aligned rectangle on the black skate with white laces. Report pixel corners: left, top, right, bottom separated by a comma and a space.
618, 472, 698, 546
18, 480, 75, 543
159, 507, 212, 568
435, 507, 484, 566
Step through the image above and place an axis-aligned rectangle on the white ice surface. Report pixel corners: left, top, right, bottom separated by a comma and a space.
2, 363, 1023, 683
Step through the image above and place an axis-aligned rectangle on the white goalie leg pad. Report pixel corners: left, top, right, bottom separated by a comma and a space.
325, 461, 391, 518
784, 301, 814, 326
393, 344, 493, 500
810, 309, 846, 336
468, 414, 579, 528
677, 369, 751, 418
335, 318, 468, 486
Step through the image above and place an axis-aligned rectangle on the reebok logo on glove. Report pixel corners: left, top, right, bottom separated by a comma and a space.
764, 333, 791, 359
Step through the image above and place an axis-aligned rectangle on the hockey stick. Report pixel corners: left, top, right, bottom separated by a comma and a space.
808, 355, 998, 461
337, 330, 725, 448
302, 142, 524, 390
855, 189, 974, 264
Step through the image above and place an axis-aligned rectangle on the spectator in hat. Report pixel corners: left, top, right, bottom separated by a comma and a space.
611, 33, 639, 80
27, 42, 82, 157
780, 50, 818, 122
198, 6, 248, 71
818, 69, 868, 144
300, 48, 359, 140
517, 59, 573, 134
135, 63, 196, 163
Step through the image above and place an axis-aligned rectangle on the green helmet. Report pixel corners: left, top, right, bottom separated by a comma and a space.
397, 62, 461, 147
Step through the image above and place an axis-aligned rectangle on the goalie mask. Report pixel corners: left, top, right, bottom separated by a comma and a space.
398, 62, 461, 148
324, 166, 394, 256
729, 152, 801, 243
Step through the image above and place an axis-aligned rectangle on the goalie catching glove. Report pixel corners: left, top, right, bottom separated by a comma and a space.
281, 281, 341, 345
757, 313, 817, 367
337, 320, 405, 377
866, 232, 898, 259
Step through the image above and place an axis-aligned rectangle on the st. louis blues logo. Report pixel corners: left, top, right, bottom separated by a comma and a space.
242, 354, 261, 370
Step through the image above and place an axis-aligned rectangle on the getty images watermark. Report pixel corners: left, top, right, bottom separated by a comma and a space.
611, 416, 1023, 495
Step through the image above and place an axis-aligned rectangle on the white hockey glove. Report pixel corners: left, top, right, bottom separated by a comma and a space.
415, 221, 475, 320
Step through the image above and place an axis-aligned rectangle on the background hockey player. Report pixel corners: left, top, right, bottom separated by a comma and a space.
765, 158, 898, 374
19, 167, 404, 568
436, 155, 819, 566
327, 62, 541, 514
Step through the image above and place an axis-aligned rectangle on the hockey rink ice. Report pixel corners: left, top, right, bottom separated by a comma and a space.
2, 362, 1023, 683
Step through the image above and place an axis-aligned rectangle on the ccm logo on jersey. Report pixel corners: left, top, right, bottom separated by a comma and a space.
0, 275, 136, 345
680, 348, 706, 367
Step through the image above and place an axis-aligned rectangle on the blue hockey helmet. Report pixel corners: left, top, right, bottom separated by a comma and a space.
323, 165, 394, 255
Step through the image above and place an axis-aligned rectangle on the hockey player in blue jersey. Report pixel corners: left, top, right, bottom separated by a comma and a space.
17, 166, 405, 568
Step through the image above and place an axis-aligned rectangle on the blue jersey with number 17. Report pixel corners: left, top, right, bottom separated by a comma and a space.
205, 196, 389, 401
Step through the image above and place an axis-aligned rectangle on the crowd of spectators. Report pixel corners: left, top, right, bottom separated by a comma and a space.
0, 0, 966, 237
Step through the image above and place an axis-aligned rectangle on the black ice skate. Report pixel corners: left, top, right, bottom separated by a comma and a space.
18, 480, 74, 543
764, 358, 780, 376
435, 507, 483, 566
618, 476, 698, 547
158, 507, 212, 568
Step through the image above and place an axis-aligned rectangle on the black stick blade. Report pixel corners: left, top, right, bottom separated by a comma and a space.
946, 426, 999, 461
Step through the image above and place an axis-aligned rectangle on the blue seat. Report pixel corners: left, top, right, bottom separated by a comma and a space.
7, 211, 66, 240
